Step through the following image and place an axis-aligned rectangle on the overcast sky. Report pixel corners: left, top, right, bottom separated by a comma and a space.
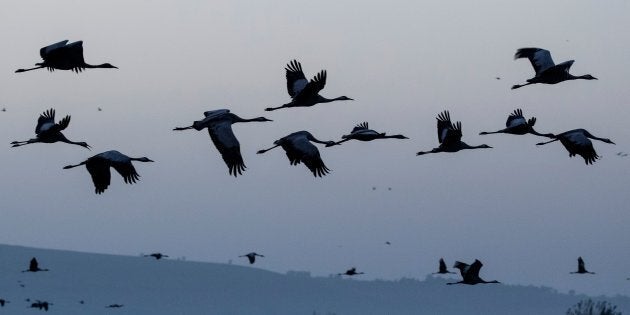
1, 0, 629, 296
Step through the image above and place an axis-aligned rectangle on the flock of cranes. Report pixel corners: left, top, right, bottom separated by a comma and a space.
4, 39, 619, 294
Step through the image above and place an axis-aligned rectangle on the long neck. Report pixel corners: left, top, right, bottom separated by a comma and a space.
479, 130, 503, 135
462, 143, 489, 150
317, 95, 347, 103
233, 116, 270, 123
15, 65, 45, 73
63, 161, 87, 169
307, 134, 331, 145
83, 63, 111, 69
583, 131, 611, 143
383, 134, 407, 139
529, 129, 555, 138
417, 148, 441, 155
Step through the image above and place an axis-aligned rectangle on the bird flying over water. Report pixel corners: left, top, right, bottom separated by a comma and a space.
144, 253, 168, 260
15, 40, 117, 73
173, 109, 272, 177
240, 252, 264, 264
512, 48, 596, 89
22, 257, 48, 273
11, 109, 90, 149
447, 259, 500, 285
536, 129, 614, 164
265, 60, 353, 111
257, 131, 335, 177
338, 267, 364, 276
417, 111, 492, 155
570, 257, 595, 274
479, 109, 553, 138
63, 150, 154, 194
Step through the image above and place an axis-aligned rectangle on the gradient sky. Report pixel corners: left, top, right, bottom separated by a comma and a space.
1, 0, 629, 296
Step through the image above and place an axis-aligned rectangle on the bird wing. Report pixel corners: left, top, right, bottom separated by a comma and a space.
247, 255, 255, 264
39, 40, 69, 59
351, 122, 369, 133
111, 160, 141, 185
55, 115, 71, 131
284, 137, 330, 177
514, 48, 555, 75
207, 122, 246, 177
452, 261, 469, 278
506, 109, 526, 128
86, 157, 112, 194
297, 70, 327, 99
439, 258, 447, 272
562, 131, 599, 164
35, 109, 56, 134
467, 260, 483, 281
65, 41, 86, 65
436, 111, 462, 145
285, 60, 308, 98
203, 109, 230, 119
555, 60, 575, 74
29, 258, 38, 270
577, 257, 585, 272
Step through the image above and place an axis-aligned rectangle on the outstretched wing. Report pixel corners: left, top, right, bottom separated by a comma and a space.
466, 259, 483, 281
285, 138, 330, 177
514, 48, 555, 76
296, 70, 327, 100
40, 40, 69, 59
452, 261, 470, 278
111, 160, 140, 185
86, 157, 112, 194
207, 122, 246, 177
436, 111, 462, 144
65, 41, 86, 69
439, 258, 447, 272
286, 60, 308, 98
506, 109, 526, 128
203, 109, 230, 119
351, 122, 369, 133
36, 109, 56, 134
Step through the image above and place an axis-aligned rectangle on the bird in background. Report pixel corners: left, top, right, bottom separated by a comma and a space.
240, 252, 264, 264
106, 304, 124, 308
11, 108, 90, 149
338, 267, 365, 276
512, 47, 597, 89
15, 40, 117, 73
447, 259, 500, 285
570, 257, 595, 274
326, 122, 408, 146
265, 60, 353, 111
257, 131, 335, 177
173, 109, 272, 177
144, 253, 168, 260
433, 258, 456, 275
22, 258, 48, 273
0, 298, 9, 307
63, 150, 154, 194
479, 109, 554, 138
29, 300, 52, 311
536, 129, 614, 165
417, 111, 492, 155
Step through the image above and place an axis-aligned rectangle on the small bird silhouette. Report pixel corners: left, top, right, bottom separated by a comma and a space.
11, 108, 90, 149
479, 109, 554, 138
257, 131, 335, 177
512, 48, 596, 89
570, 257, 595, 274
266, 60, 353, 111
417, 111, 492, 155
106, 304, 124, 308
29, 300, 52, 311
433, 258, 456, 275
536, 129, 614, 164
338, 267, 365, 276
15, 40, 117, 73
144, 253, 168, 260
0, 298, 8, 307
240, 252, 264, 264
447, 259, 500, 285
327, 122, 408, 146
63, 150, 154, 194
22, 258, 48, 273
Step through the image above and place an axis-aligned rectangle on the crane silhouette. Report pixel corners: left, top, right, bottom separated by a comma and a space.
239, 252, 264, 264
479, 109, 554, 138
144, 253, 168, 260
512, 48, 596, 89
257, 131, 335, 177
327, 122, 408, 146
15, 40, 117, 73
0, 298, 8, 307
106, 304, 124, 308
265, 60, 352, 111
536, 129, 614, 164
417, 111, 492, 155
173, 109, 272, 177
338, 267, 364, 276
11, 109, 90, 149
63, 150, 154, 194
571, 257, 595, 274
29, 300, 52, 311
22, 258, 48, 273
433, 258, 456, 274
447, 259, 500, 285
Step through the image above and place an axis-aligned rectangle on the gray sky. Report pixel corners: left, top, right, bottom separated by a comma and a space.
1, 0, 629, 296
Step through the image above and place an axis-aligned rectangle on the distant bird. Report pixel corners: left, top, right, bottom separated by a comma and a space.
495, 77, 501, 80
1, 108, 5, 112
106, 304, 124, 308
15, 40, 117, 73
30, 300, 52, 311
63, 150, 154, 194
0, 298, 8, 307
257, 131, 335, 177
22, 258, 48, 273
338, 267, 364, 276
479, 109, 554, 138
447, 259, 500, 285
239, 252, 264, 264
385, 241, 391, 245
512, 48, 597, 89
433, 258, 456, 275
327, 122, 408, 146
11, 108, 90, 149
536, 129, 614, 164
97, 107, 102, 112
265, 60, 353, 111
570, 257, 595, 274
417, 111, 492, 155
617, 152, 628, 157
144, 253, 168, 260
173, 109, 272, 177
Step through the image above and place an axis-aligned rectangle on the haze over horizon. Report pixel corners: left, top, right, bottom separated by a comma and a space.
1, 0, 629, 298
